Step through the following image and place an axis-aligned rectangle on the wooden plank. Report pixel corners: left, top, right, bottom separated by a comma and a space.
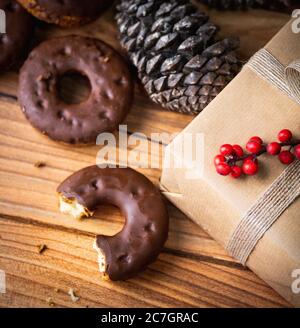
0, 217, 288, 308
0, 96, 235, 263
0, 96, 289, 306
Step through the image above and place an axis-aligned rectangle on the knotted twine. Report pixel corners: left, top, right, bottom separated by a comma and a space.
226, 49, 300, 265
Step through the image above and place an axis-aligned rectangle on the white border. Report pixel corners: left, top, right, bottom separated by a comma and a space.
0, 9, 6, 34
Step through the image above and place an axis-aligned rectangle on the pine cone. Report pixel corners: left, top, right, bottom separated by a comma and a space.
116, 0, 241, 115
199, 0, 296, 12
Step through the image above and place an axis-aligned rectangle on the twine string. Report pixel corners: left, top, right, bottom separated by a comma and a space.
226, 49, 300, 265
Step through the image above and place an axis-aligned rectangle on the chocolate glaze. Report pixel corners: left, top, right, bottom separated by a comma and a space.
0, 0, 34, 72
57, 166, 169, 281
17, 0, 111, 26
18, 36, 133, 144
36, 0, 110, 17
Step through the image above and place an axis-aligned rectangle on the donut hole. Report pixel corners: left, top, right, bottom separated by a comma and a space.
57, 71, 92, 105
92, 204, 124, 235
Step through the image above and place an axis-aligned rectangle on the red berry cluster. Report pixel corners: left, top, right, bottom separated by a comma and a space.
214, 129, 300, 179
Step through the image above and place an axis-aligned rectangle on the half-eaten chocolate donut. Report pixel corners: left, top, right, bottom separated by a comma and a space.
57, 166, 169, 281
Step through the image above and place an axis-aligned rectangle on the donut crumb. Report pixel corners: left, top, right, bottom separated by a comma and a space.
46, 297, 55, 307
68, 288, 80, 303
34, 161, 46, 168
37, 244, 47, 254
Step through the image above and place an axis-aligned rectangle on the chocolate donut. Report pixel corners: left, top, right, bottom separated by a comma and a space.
57, 166, 169, 281
18, 36, 134, 144
0, 0, 34, 72
17, 0, 110, 27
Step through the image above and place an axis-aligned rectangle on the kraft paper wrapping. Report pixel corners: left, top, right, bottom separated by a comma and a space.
160, 20, 300, 307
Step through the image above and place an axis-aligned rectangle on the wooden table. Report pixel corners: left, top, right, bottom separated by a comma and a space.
0, 2, 292, 308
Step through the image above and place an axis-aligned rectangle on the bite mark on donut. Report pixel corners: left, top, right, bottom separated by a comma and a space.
93, 240, 109, 281
59, 193, 110, 280
58, 194, 93, 220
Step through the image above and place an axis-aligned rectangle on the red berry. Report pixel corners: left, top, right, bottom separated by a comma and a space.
294, 145, 300, 160
243, 155, 257, 163
278, 151, 295, 165
232, 145, 244, 158
246, 140, 262, 154
242, 159, 259, 176
249, 136, 263, 144
267, 142, 281, 156
214, 155, 226, 166
216, 163, 232, 176
220, 144, 234, 156
278, 129, 292, 143
230, 166, 243, 179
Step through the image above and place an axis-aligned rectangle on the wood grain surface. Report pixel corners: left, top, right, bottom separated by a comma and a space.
0, 2, 292, 307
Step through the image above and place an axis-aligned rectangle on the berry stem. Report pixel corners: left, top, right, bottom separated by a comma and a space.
216, 130, 300, 179
231, 140, 300, 164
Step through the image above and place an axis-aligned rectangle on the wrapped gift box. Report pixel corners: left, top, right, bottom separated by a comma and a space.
160, 20, 300, 307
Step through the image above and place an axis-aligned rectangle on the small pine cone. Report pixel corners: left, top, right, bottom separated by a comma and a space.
116, 0, 241, 115
199, 0, 296, 12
